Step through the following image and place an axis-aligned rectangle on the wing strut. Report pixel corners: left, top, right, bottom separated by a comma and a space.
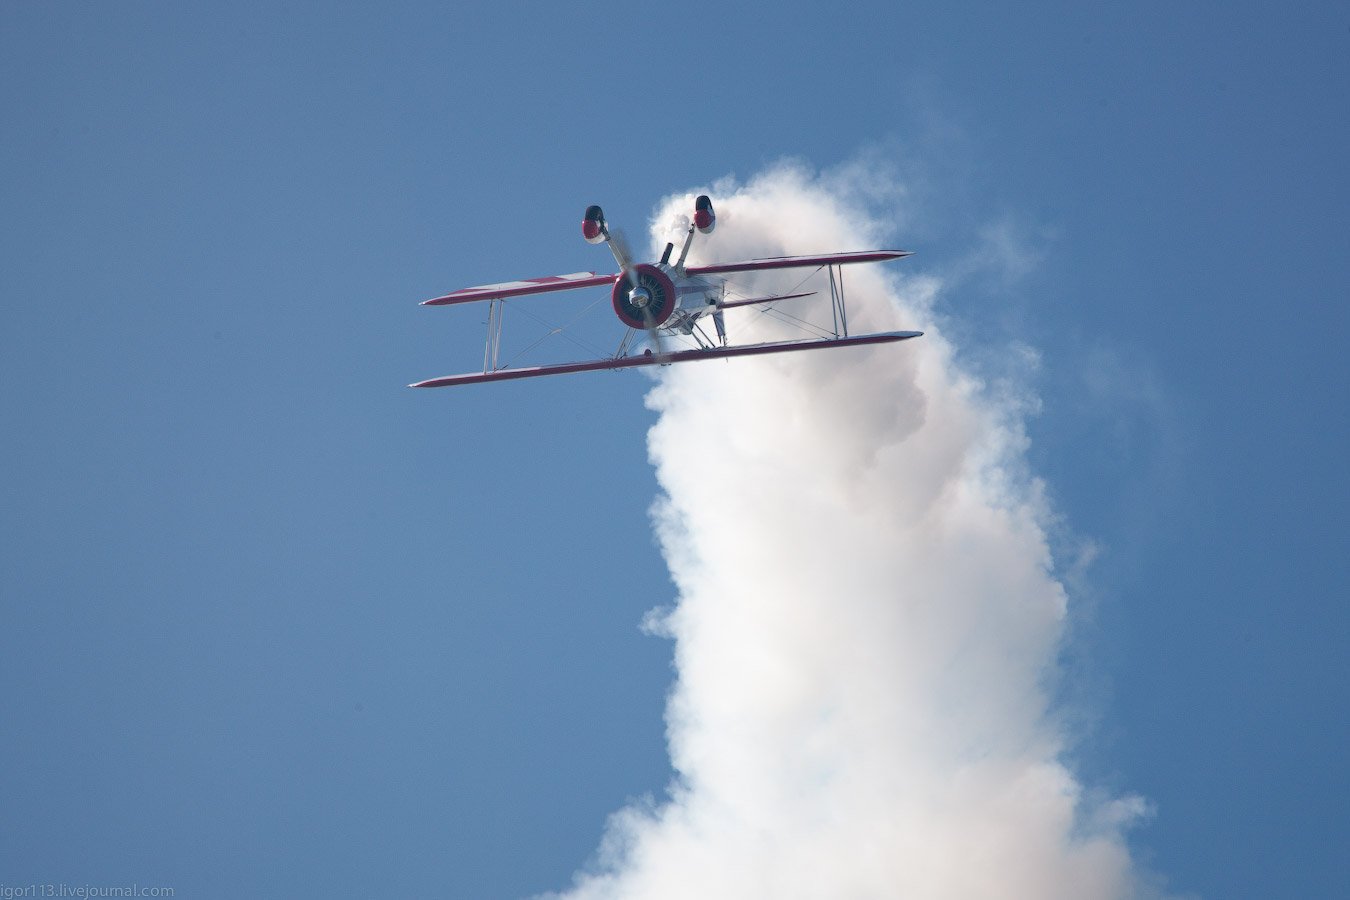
830, 265, 848, 337
483, 299, 505, 373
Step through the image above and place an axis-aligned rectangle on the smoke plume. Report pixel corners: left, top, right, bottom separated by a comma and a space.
547, 163, 1157, 899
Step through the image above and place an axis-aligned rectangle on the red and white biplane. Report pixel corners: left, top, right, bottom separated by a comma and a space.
410, 195, 921, 387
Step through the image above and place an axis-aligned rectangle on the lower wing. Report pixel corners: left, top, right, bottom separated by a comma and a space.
409, 331, 922, 388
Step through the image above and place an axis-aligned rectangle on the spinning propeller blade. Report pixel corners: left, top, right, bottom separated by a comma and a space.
609, 228, 666, 356
607, 228, 638, 287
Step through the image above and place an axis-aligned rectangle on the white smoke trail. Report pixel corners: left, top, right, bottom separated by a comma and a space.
547, 163, 1159, 899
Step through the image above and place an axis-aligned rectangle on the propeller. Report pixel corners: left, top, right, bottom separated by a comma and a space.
639, 295, 667, 357
608, 228, 666, 357
607, 227, 637, 286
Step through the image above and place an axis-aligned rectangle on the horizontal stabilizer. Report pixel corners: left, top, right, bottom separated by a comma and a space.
717, 291, 816, 310
686, 250, 911, 277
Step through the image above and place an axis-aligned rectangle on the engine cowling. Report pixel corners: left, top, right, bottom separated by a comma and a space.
693, 194, 716, 234
612, 264, 677, 330
582, 205, 607, 244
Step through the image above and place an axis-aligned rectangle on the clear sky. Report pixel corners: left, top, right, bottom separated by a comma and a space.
2, 3, 1347, 898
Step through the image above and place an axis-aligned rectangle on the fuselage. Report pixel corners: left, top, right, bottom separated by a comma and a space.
665, 268, 725, 334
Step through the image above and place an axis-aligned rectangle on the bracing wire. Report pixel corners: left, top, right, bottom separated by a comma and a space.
496, 295, 610, 368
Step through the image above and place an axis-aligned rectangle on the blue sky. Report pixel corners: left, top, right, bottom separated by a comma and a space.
2, 3, 1346, 898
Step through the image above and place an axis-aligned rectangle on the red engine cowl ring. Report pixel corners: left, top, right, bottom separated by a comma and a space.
612, 264, 677, 330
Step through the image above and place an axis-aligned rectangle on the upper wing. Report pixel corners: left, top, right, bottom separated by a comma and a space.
409, 331, 923, 388
422, 271, 620, 306
685, 250, 911, 276
422, 251, 907, 304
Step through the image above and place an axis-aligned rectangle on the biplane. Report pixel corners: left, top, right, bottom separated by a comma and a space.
409, 195, 922, 387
